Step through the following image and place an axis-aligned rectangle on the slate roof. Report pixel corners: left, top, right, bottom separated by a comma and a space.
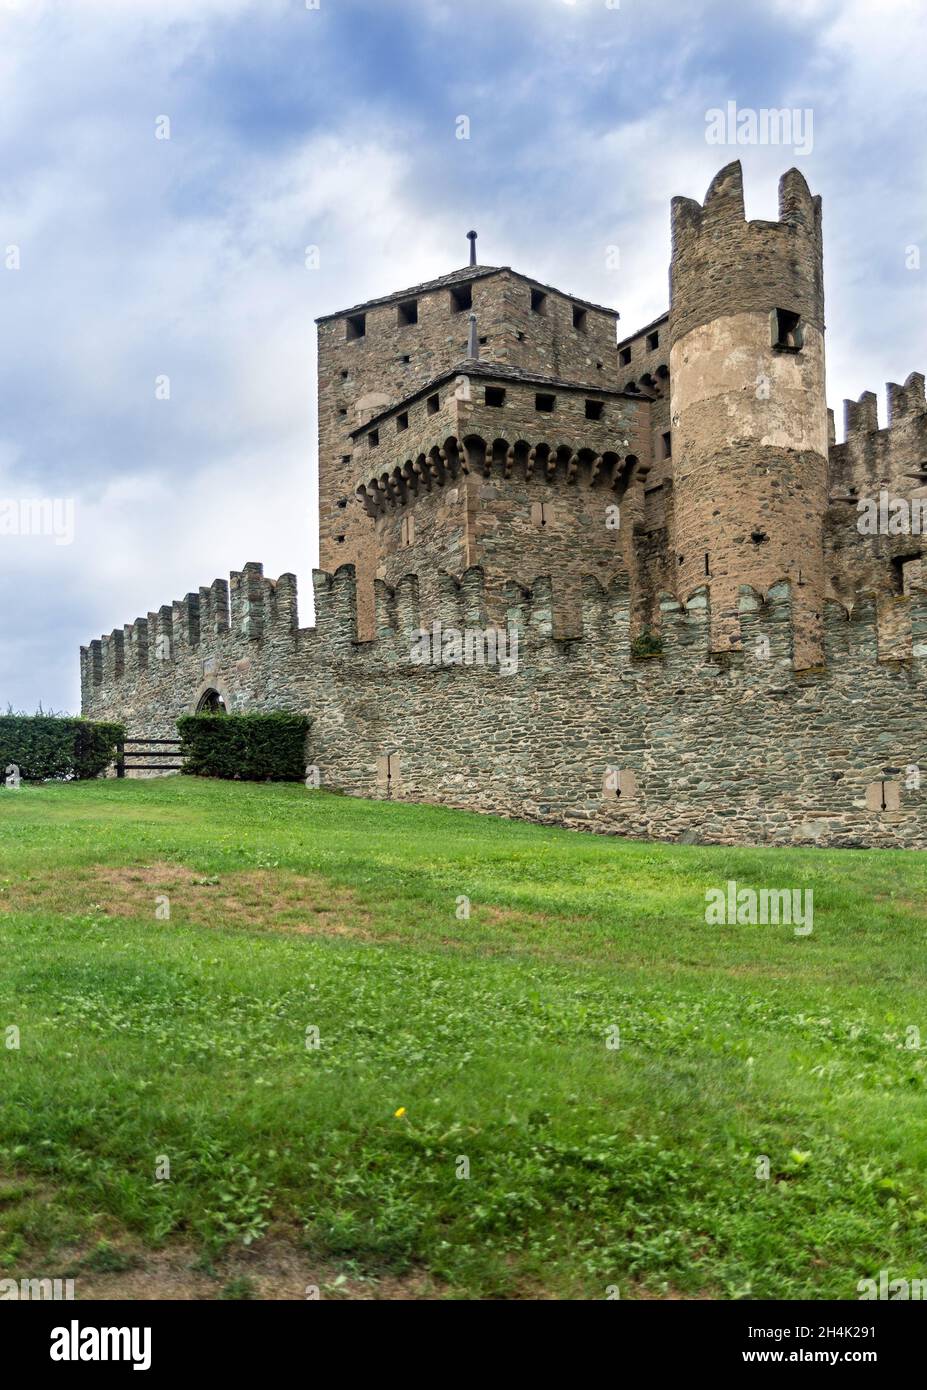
349, 358, 650, 439
616, 310, 669, 350
316, 264, 620, 325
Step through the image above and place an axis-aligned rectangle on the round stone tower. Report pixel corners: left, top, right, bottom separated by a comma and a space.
668, 161, 828, 668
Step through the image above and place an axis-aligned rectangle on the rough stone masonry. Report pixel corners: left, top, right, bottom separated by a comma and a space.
82, 163, 927, 849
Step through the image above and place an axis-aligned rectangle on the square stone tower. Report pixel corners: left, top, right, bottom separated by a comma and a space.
316, 248, 649, 636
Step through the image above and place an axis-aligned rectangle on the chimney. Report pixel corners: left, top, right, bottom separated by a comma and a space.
467, 229, 477, 266
467, 312, 479, 361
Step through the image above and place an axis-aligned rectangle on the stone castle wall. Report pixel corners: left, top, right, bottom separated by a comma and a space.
81, 562, 927, 850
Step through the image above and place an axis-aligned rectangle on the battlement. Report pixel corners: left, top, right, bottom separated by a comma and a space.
841, 372, 927, 440
670, 162, 824, 344
80, 563, 301, 690
81, 557, 927, 726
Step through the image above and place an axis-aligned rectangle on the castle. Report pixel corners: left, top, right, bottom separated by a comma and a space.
81, 162, 927, 848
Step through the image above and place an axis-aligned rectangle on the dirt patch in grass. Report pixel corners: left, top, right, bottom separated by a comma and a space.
0, 862, 377, 942
63, 1237, 443, 1301
4, 1229, 443, 1301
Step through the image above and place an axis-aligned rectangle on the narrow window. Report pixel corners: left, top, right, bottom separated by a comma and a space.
530, 288, 547, 315
400, 354, 411, 363
426, 393, 440, 415
646, 330, 659, 352
531, 501, 551, 528
485, 386, 506, 407
346, 312, 366, 341
377, 753, 401, 796
400, 515, 415, 547
891, 555, 921, 595
866, 780, 900, 812
396, 411, 409, 432
572, 305, 587, 332
772, 308, 803, 352
661, 431, 672, 459
450, 284, 472, 313
535, 393, 556, 413
397, 299, 418, 327
368, 429, 379, 447
704, 552, 710, 576
619, 345, 632, 366
585, 399, 604, 421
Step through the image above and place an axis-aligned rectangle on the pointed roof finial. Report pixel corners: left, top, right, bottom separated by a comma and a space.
467, 229, 477, 266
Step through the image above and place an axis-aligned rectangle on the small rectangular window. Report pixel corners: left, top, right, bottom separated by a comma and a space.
396, 412, 409, 432
585, 399, 604, 420
368, 429, 379, 447
646, 330, 659, 351
772, 308, 803, 352
397, 299, 418, 327
426, 393, 440, 415
535, 393, 556, 413
450, 284, 472, 313
346, 313, 366, 340
572, 305, 587, 332
661, 431, 672, 459
530, 288, 547, 315
619, 345, 632, 366
485, 386, 506, 407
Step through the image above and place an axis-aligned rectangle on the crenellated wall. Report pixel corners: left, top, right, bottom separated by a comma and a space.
825, 372, 927, 656
81, 562, 927, 849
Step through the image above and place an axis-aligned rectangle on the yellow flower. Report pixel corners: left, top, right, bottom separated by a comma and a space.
394, 1107, 406, 1118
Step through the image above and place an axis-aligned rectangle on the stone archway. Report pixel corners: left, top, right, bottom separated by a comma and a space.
191, 679, 231, 715
195, 688, 227, 713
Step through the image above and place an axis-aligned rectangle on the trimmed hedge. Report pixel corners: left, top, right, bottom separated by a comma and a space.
0, 715, 125, 782
178, 712, 311, 782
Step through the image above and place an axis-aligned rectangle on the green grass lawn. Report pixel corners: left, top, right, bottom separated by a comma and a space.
0, 777, 925, 1299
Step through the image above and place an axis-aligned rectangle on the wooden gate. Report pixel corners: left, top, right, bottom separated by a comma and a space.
115, 737, 183, 777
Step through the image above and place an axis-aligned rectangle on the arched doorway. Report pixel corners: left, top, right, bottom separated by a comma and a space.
195, 688, 227, 714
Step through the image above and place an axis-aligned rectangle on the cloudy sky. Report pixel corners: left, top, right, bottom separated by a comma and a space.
1, 0, 924, 712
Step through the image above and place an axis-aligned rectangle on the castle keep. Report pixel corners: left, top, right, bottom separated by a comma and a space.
81, 162, 927, 848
